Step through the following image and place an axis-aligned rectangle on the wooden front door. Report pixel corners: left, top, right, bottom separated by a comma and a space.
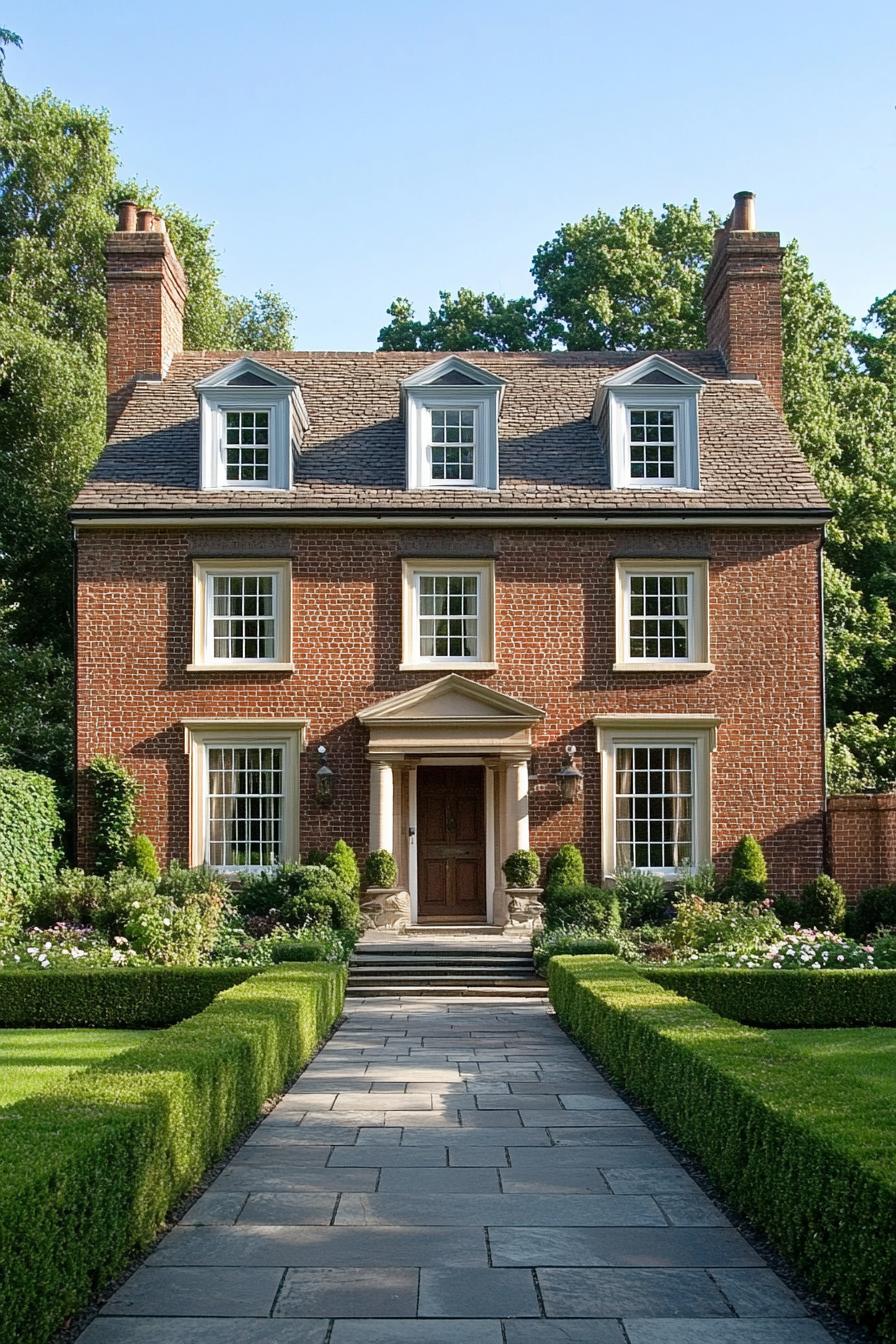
417, 765, 486, 921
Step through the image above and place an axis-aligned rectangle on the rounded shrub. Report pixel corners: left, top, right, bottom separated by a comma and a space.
125, 834, 161, 882
614, 869, 669, 927
850, 883, 896, 938
800, 874, 846, 932
502, 849, 541, 888
544, 844, 585, 893
543, 884, 620, 936
325, 839, 360, 896
27, 867, 106, 929
274, 864, 362, 933
364, 849, 398, 889
726, 834, 768, 901
87, 755, 141, 875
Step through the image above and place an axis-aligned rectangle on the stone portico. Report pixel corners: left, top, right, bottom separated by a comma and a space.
358, 675, 544, 928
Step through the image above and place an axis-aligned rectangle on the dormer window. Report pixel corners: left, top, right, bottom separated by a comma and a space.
593, 355, 705, 492
401, 356, 504, 492
195, 357, 308, 492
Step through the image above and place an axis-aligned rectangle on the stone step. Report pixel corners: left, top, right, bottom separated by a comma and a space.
346, 983, 548, 997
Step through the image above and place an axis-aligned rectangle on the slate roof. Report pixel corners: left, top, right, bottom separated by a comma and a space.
73, 350, 829, 519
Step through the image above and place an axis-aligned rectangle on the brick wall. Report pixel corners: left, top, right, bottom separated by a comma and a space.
75, 523, 825, 891
828, 793, 896, 899
704, 227, 784, 414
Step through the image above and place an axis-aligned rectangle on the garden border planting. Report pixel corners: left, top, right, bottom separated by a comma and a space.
0, 965, 260, 1027
643, 965, 896, 1026
0, 961, 345, 1344
548, 955, 896, 1340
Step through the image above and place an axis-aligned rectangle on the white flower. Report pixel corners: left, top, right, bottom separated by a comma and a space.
13, 954, 20, 963
773, 961, 782, 969
26, 947, 38, 955
162, 917, 171, 928
837, 954, 844, 962
44, 941, 51, 950
70, 947, 86, 959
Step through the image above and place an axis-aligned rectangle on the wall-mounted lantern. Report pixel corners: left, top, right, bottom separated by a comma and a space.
315, 744, 335, 806
557, 744, 583, 804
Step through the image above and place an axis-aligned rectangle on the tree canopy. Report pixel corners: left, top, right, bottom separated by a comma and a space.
379, 204, 896, 791
0, 78, 294, 790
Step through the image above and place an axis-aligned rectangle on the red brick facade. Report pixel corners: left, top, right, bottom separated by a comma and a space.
75, 522, 826, 891
828, 794, 896, 899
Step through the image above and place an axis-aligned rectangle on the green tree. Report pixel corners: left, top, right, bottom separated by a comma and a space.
378, 289, 547, 352
0, 81, 294, 789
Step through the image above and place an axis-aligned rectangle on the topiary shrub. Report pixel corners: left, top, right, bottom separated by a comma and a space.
324, 839, 360, 897
502, 849, 541, 888
125, 834, 161, 882
87, 755, 140, 875
849, 883, 896, 939
543, 883, 620, 936
725, 834, 768, 902
613, 869, 669, 927
544, 843, 585, 893
0, 769, 62, 934
800, 874, 846, 932
240, 864, 362, 934
363, 849, 398, 889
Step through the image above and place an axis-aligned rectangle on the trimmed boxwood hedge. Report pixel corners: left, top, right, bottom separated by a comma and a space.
548, 956, 896, 1340
0, 962, 345, 1344
0, 768, 62, 925
0, 965, 260, 1028
643, 966, 896, 1027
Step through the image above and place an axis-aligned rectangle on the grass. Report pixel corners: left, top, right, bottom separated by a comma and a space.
0, 1028, 155, 1106
772, 1026, 896, 1118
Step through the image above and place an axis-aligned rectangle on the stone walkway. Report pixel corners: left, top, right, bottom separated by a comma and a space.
80, 997, 835, 1343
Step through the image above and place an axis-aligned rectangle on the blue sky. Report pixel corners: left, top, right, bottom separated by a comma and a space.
7, 0, 895, 349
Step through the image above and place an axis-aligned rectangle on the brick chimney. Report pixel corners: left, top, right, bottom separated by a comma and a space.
105, 201, 188, 433
703, 191, 784, 414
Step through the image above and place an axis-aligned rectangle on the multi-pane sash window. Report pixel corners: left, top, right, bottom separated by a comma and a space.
417, 572, 480, 659
628, 408, 676, 480
615, 743, 693, 872
225, 410, 270, 482
211, 574, 277, 661
429, 408, 476, 482
206, 745, 283, 868
628, 573, 691, 661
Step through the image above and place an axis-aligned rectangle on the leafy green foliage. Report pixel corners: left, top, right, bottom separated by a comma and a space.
664, 893, 782, 956
363, 848, 398, 889
125, 834, 160, 882
0, 769, 61, 932
800, 874, 847, 932
324, 839, 360, 898
502, 849, 541, 888
0, 965, 256, 1027
238, 863, 361, 934
849, 884, 896, 939
612, 869, 669, 927
548, 957, 896, 1339
543, 883, 620, 936
531, 927, 619, 973
378, 290, 548, 352
644, 965, 896, 1027
725, 834, 768, 901
544, 843, 585, 892
86, 755, 139, 874
26, 866, 105, 929
0, 963, 344, 1344
270, 927, 356, 964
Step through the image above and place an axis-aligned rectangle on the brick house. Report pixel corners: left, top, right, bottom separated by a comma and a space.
72, 192, 830, 925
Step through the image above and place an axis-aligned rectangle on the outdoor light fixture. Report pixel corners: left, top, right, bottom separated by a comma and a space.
315, 744, 335, 806
557, 744, 583, 803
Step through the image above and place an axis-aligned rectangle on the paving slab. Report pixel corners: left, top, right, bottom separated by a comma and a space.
78, 996, 834, 1344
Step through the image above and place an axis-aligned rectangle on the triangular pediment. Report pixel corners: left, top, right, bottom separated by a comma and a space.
194, 356, 298, 390
401, 355, 506, 392
600, 354, 706, 391
358, 674, 544, 725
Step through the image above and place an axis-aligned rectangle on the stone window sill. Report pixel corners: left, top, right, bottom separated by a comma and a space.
612, 661, 714, 674
186, 662, 295, 674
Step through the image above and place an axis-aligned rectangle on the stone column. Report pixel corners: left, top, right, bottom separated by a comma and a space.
504, 758, 530, 855
369, 760, 394, 854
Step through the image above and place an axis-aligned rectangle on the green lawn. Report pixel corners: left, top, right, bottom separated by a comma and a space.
0, 1028, 155, 1106
772, 1026, 896, 1115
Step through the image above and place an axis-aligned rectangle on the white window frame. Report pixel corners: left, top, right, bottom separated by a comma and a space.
403, 358, 503, 492
189, 559, 292, 672
608, 388, 699, 489
400, 558, 496, 671
594, 715, 719, 879
614, 559, 711, 672
199, 389, 292, 491
183, 720, 306, 872
427, 405, 479, 485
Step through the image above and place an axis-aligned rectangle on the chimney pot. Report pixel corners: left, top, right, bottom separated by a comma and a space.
116, 200, 138, 232
136, 208, 155, 233
730, 191, 756, 231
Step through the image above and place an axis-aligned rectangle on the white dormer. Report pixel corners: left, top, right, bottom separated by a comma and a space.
593, 355, 705, 491
195, 358, 309, 491
401, 356, 505, 491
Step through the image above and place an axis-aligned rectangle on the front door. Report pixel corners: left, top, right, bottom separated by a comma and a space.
417, 765, 486, 921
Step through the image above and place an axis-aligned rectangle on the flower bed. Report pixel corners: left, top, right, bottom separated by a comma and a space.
644, 965, 896, 1026
0, 961, 345, 1344
548, 955, 896, 1340
0, 965, 260, 1027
